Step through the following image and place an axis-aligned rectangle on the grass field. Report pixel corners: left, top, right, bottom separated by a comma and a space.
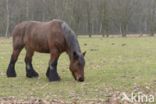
0, 37, 156, 103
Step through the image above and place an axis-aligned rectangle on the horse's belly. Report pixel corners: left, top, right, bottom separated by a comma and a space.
32, 43, 50, 53
35, 47, 50, 53
25, 39, 50, 53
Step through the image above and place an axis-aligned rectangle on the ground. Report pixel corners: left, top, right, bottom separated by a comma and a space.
0, 36, 156, 104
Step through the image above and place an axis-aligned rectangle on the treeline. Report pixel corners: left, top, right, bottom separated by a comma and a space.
0, 0, 156, 37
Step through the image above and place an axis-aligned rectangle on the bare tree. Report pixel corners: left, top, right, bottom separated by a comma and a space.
147, 0, 156, 36
5, 0, 9, 37
111, 0, 138, 37
0, 0, 156, 37
26, 0, 29, 19
98, 0, 110, 37
84, 0, 92, 37
72, 0, 81, 35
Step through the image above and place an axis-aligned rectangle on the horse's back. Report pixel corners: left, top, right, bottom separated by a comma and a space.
12, 19, 68, 53
12, 19, 63, 37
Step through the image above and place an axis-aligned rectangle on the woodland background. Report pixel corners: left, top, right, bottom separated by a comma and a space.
0, 0, 156, 37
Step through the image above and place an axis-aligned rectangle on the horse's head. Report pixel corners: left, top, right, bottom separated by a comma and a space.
70, 51, 86, 82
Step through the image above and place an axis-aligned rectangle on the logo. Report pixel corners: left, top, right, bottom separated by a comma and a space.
121, 92, 155, 103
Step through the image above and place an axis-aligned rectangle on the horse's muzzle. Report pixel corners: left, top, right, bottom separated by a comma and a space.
77, 77, 84, 82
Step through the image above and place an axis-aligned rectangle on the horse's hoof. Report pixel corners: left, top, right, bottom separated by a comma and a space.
48, 75, 61, 82
7, 73, 16, 77
6, 69, 16, 77
26, 73, 39, 78
26, 70, 39, 78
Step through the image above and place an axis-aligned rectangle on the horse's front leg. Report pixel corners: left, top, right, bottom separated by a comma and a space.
46, 49, 60, 81
25, 49, 39, 78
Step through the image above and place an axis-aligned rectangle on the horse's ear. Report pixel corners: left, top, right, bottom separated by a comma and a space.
82, 51, 86, 56
73, 51, 79, 60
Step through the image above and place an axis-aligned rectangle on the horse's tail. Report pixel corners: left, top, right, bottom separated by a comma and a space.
12, 22, 26, 50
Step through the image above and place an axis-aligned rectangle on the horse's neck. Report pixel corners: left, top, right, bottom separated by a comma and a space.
62, 22, 81, 60
66, 35, 81, 60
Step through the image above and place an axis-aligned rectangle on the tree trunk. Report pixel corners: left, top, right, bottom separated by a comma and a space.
42, 12, 45, 21
88, 21, 92, 37
150, 32, 154, 36
88, 17, 92, 37
106, 33, 109, 37
101, 22, 109, 38
121, 24, 127, 37
5, 0, 9, 37
149, 24, 154, 36
86, 0, 92, 38
26, 0, 29, 19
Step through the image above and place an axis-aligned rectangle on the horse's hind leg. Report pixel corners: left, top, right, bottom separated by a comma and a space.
25, 49, 39, 78
46, 49, 60, 81
7, 48, 23, 77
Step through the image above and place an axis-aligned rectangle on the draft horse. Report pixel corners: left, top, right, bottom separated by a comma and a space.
6, 19, 86, 82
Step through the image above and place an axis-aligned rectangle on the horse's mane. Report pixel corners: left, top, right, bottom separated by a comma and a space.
61, 22, 81, 57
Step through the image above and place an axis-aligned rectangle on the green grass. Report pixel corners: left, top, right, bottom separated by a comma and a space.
0, 37, 156, 102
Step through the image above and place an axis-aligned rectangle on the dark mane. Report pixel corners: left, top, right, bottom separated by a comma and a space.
61, 22, 81, 58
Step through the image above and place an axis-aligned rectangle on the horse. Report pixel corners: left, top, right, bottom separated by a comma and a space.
6, 19, 86, 82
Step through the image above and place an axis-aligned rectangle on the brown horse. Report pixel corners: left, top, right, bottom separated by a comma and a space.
6, 19, 86, 82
